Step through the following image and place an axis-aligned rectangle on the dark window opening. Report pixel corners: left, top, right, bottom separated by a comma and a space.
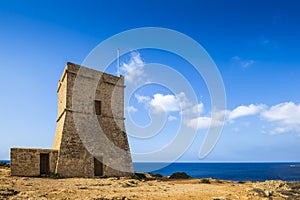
95, 100, 101, 115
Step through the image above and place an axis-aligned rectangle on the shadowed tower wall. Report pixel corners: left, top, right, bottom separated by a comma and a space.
53, 62, 133, 177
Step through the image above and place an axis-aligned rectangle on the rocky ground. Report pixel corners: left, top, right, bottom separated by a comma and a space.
0, 168, 299, 200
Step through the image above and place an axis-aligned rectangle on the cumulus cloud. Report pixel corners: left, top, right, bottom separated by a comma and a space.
185, 109, 226, 130
133, 91, 300, 135
135, 92, 197, 113
261, 102, 300, 124
184, 104, 264, 131
185, 116, 223, 130
120, 51, 145, 83
226, 102, 300, 135
228, 104, 266, 121
134, 92, 226, 130
134, 92, 209, 126
150, 94, 181, 113
261, 102, 300, 134
185, 102, 300, 133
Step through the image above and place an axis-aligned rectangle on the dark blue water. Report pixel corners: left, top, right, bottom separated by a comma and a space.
134, 162, 300, 182
0, 160, 10, 164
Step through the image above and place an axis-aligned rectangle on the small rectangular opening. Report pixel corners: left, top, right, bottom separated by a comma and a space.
94, 157, 103, 176
95, 100, 101, 115
40, 153, 49, 175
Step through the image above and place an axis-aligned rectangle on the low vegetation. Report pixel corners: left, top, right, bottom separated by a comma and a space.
149, 173, 163, 178
48, 172, 63, 179
200, 178, 211, 184
0, 162, 10, 168
169, 172, 191, 179
131, 173, 147, 180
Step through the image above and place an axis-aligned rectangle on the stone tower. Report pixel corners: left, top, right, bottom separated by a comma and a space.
53, 62, 133, 177
11, 62, 133, 177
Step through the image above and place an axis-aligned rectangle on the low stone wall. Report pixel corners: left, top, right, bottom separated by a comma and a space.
10, 148, 58, 176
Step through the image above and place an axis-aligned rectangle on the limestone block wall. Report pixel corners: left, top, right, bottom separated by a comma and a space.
54, 111, 94, 177
10, 148, 58, 176
53, 62, 133, 177
96, 73, 133, 177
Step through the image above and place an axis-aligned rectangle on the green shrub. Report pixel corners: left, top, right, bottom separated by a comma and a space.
169, 172, 191, 179
0, 162, 10, 168
200, 178, 211, 184
150, 173, 163, 178
131, 173, 147, 180
49, 172, 62, 179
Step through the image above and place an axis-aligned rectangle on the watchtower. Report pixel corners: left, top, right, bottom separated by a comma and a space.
53, 62, 133, 177
11, 62, 133, 177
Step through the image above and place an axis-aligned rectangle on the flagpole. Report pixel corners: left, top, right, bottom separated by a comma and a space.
117, 48, 120, 76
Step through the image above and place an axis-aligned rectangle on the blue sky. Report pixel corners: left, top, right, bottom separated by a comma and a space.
1, 0, 300, 161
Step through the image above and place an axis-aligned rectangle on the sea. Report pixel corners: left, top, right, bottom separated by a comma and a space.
2, 160, 300, 182
133, 162, 300, 182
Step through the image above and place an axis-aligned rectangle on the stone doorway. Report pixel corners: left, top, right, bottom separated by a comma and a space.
40, 153, 49, 175
94, 157, 103, 176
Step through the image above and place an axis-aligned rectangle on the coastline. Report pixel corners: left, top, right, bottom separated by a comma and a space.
1, 168, 299, 199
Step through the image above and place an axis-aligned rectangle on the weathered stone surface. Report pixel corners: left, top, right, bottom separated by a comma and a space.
10, 148, 58, 176
11, 62, 133, 177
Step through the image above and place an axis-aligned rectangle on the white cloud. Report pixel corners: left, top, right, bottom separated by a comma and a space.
131, 84, 300, 136
228, 104, 266, 121
135, 93, 182, 113
181, 103, 204, 116
135, 94, 150, 103
120, 51, 145, 83
261, 102, 300, 124
231, 56, 255, 68
183, 102, 300, 134
186, 117, 211, 130
213, 109, 228, 121
241, 60, 255, 68
127, 105, 137, 113
185, 116, 223, 130
270, 127, 292, 135
131, 94, 298, 136
185, 109, 226, 130
261, 102, 300, 134
193, 104, 204, 114
134, 92, 206, 125
150, 94, 180, 113
168, 115, 177, 121
176, 92, 191, 109
145, 92, 203, 115
132, 96, 300, 135
133, 92, 226, 130
226, 102, 300, 135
